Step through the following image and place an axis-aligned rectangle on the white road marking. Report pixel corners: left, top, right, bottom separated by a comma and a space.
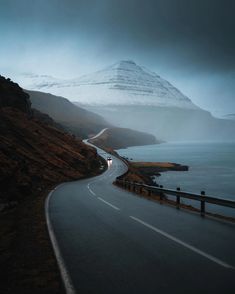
89, 189, 96, 196
45, 189, 76, 294
87, 184, 97, 196
130, 216, 234, 269
89, 128, 108, 140
98, 197, 120, 211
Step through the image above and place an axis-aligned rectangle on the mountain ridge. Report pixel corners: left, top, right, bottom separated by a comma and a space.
16, 60, 198, 109
13, 61, 235, 141
72, 60, 199, 108
28, 89, 162, 145
0, 76, 102, 205
27, 90, 112, 138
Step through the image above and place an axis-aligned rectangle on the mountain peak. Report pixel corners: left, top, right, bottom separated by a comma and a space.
16, 61, 199, 110
73, 61, 199, 109
119, 60, 136, 65
118, 60, 137, 67
110, 60, 139, 71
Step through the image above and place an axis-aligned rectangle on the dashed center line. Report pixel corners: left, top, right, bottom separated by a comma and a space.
87, 184, 97, 196
89, 189, 96, 196
98, 197, 120, 211
87, 181, 120, 210
130, 216, 234, 270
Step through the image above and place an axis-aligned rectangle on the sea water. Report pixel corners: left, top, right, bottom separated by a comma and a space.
117, 142, 235, 217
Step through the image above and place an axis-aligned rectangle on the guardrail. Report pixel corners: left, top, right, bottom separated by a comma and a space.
115, 179, 235, 217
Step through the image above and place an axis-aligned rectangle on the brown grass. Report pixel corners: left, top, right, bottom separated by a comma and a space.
0, 186, 64, 294
0, 107, 106, 293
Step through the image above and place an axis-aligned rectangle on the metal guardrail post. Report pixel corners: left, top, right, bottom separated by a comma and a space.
176, 187, 181, 209
201, 191, 205, 216
115, 179, 235, 219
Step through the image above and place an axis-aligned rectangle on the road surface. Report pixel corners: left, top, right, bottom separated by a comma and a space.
47, 145, 235, 294
88, 128, 108, 140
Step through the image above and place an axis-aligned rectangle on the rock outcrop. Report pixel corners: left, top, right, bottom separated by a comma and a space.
0, 76, 31, 114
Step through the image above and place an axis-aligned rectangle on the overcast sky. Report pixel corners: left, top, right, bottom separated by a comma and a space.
1, 0, 235, 116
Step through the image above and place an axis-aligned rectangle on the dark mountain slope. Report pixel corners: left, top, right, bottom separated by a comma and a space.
0, 75, 103, 293
27, 90, 111, 138
0, 78, 102, 205
0, 76, 31, 113
0, 107, 101, 204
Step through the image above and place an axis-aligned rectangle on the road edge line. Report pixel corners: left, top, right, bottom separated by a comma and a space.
130, 215, 235, 270
45, 186, 76, 294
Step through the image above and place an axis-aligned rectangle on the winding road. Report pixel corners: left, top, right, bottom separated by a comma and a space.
47, 144, 235, 294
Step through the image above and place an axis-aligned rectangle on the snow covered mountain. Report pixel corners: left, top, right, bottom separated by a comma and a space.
19, 73, 63, 90
72, 60, 199, 109
16, 61, 235, 141
18, 61, 199, 110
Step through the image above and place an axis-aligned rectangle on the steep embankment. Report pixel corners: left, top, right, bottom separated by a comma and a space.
0, 76, 103, 294
27, 90, 111, 138
89, 127, 161, 149
0, 107, 101, 204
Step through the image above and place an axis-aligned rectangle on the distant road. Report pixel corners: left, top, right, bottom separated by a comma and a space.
47, 143, 235, 294
89, 128, 108, 140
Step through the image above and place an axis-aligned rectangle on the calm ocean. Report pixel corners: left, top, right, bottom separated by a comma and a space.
117, 142, 235, 217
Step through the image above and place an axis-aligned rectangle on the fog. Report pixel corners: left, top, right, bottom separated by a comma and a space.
1, 0, 235, 117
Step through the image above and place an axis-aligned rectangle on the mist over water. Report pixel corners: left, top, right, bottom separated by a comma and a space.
118, 141, 235, 217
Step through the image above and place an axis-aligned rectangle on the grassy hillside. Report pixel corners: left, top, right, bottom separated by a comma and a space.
0, 107, 101, 204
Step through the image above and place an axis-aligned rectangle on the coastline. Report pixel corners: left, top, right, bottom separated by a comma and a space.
113, 143, 235, 221
116, 142, 235, 202
114, 152, 235, 223
129, 161, 188, 179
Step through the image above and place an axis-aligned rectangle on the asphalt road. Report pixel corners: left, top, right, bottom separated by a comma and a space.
48, 146, 235, 294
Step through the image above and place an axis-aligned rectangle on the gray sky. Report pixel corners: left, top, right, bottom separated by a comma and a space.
1, 0, 235, 116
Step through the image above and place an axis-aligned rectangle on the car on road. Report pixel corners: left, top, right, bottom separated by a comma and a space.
107, 156, 112, 161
